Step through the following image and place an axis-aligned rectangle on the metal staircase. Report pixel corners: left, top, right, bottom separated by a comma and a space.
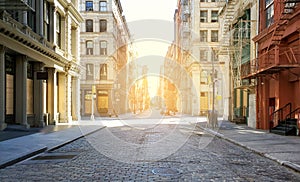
268, 0, 300, 50
218, 0, 237, 54
269, 103, 299, 136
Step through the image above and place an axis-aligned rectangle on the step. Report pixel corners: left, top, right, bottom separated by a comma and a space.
270, 129, 287, 135
271, 127, 297, 136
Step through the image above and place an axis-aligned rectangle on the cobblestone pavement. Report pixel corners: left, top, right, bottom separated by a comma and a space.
0, 120, 300, 181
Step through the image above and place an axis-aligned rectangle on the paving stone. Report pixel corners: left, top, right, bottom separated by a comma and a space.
0, 123, 300, 181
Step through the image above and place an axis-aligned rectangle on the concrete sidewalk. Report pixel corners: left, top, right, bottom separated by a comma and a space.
0, 121, 105, 169
197, 121, 300, 173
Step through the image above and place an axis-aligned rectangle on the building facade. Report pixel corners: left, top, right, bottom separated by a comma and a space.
242, 0, 300, 130
0, 0, 83, 130
79, 0, 131, 117
218, 0, 258, 128
174, 0, 229, 118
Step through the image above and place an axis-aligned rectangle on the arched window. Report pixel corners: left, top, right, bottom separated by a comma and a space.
100, 19, 107, 32
86, 40, 93, 55
86, 19, 93, 32
100, 41, 107, 55
201, 70, 208, 84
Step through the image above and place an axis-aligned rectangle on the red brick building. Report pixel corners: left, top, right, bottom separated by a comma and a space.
242, 0, 300, 130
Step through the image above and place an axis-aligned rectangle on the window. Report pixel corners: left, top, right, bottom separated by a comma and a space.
183, 31, 190, 38
86, 1, 93, 11
200, 49, 208, 61
211, 30, 218, 42
100, 20, 107, 32
100, 41, 107, 55
211, 0, 217, 2
100, 1, 107, 12
200, 30, 207, 42
100, 64, 107, 80
56, 12, 61, 47
211, 11, 218, 22
265, 0, 274, 27
200, 11, 208, 22
200, 92, 207, 97
86, 41, 93, 55
86, 19, 93, 32
86, 64, 94, 80
200, 71, 208, 84
44, 1, 50, 41
200, 0, 208, 2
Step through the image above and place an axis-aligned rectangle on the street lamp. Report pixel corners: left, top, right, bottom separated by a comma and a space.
91, 85, 96, 120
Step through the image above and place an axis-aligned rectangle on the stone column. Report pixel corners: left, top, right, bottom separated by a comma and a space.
0, 46, 7, 130
57, 72, 72, 123
34, 63, 45, 127
47, 68, 58, 124
16, 55, 29, 128
72, 76, 81, 121
66, 74, 72, 123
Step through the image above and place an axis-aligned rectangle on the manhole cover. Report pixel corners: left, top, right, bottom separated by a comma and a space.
152, 167, 180, 176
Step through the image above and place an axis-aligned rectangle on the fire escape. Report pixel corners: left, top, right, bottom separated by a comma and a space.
218, 0, 236, 54
242, 0, 300, 80
232, 19, 254, 89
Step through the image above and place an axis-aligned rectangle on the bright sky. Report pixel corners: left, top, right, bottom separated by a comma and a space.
120, 0, 178, 57
120, 0, 177, 22
120, 0, 178, 98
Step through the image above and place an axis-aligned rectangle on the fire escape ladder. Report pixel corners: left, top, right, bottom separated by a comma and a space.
219, 0, 237, 53
268, 0, 300, 51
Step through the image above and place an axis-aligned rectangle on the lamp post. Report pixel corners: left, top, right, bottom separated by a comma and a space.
91, 85, 96, 120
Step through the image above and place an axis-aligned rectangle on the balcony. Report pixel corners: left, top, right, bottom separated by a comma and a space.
241, 45, 300, 79
0, 0, 34, 11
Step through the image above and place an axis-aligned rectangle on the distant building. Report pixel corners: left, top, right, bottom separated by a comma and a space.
79, 0, 132, 117
0, 0, 83, 130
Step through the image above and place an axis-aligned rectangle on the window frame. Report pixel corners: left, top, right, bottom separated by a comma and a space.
86, 1, 93, 11
86, 63, 94, 80
86, 40, 94, 55
99, 19, 107, 32
100, 41, 107, 55
200, 30, 208, 42
211, 10, 218, 22
100, 64, 107, 80
86, 19, 93, 32
200, 10, 208, 23
99, 1, 107, 12
265, 0, 274, 27
56, 12, 61, 47
211, 30, 218, 42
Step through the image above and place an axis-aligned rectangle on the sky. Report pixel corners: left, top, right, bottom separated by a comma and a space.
120, 0, 178, 57
120, 0, 178, 98
120, 0, 178, 22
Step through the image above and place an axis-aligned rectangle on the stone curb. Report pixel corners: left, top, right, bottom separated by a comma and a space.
0, 147, 47, 169
0, 126, 106, 169
196, 125, 300, 173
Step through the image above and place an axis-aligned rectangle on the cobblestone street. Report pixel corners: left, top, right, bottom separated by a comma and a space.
0, 119, 300, 181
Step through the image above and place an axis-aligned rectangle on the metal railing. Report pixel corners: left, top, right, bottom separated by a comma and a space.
269, 102, 292, 131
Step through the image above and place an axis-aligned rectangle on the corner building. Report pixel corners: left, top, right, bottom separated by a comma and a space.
174, 0, 229, 118
79, 0, 131, 117
243, 0, 300, 130
0, 0, 83, 130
